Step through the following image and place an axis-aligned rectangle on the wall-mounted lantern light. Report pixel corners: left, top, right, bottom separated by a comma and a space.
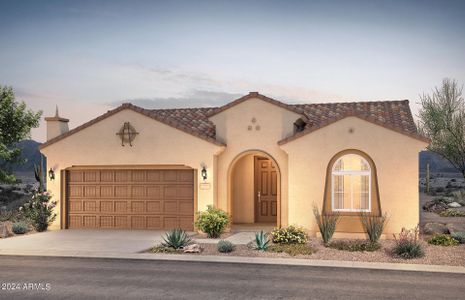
201, 166, 207, 181
48, 168, 55, 181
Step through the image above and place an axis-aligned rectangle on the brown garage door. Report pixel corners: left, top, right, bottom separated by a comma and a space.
66, 168, 194, 230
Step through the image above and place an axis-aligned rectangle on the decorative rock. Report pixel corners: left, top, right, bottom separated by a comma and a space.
448, 202, 462, 208
423, 222, 448, 235
446, 223, 465, 234
183, 244, 201, 253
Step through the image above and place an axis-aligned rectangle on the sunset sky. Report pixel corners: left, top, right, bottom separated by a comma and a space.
1, 0, 464, 142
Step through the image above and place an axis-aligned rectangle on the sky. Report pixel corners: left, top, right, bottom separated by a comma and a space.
1, 0, 464, 142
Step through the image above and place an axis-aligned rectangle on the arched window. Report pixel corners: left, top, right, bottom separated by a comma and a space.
331, 154, 371, 212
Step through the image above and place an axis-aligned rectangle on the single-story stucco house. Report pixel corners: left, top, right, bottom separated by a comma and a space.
40, 92, 428, 238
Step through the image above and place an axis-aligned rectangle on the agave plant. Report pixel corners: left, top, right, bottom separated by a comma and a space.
253, 231, 270, 251
161, 228, 193, 249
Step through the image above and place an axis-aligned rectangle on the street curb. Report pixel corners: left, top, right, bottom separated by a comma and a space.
1, 250, 465, 274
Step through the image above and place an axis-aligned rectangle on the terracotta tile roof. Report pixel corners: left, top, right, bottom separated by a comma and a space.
39, 93, 428, 150
279, 100, 429, 144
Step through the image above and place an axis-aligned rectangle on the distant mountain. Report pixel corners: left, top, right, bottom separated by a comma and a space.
0, 139, 43, 174
419, 150, 456, 173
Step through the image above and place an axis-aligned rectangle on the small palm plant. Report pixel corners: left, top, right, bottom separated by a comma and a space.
253, 231, 270, 251
162, 228, 193, 249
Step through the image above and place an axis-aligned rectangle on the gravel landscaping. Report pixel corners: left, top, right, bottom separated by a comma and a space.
149, 238, 465, 267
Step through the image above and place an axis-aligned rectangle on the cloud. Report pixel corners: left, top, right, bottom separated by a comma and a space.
110, 89, 243, 108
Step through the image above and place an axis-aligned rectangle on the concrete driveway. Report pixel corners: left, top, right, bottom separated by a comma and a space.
0, 230, 165, 256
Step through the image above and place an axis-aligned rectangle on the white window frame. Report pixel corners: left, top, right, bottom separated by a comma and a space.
331, 155, 371, 212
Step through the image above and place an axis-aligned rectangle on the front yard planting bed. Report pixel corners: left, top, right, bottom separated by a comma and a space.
148, 238, 465, 267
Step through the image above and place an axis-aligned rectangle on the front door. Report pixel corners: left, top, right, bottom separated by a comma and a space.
255, 156, 278, 223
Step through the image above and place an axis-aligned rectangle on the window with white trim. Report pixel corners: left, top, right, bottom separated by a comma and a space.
331, 154, 371, 212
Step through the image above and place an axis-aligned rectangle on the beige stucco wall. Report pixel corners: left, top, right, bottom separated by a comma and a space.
41, 109, 223, 229
231, 154, 254, 223
210, 97, 302, 226
280, 116, 427, 237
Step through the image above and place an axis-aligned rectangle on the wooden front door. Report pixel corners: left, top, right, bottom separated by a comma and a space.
255, 157, 278, 223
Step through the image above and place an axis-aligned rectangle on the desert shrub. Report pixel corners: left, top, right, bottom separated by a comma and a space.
438, 209, 465, 217
268, 243, 316, 256
252, 231, 270, 251
21, 191, 57, 232
194, 205, 230, 238
422, 197, 450, 212
270, 225, 308, 244
161, 228, 192, 249
451, 232, 465, 244
150, 245, 178, 253
328, 240, 380, 252
217, 240, 234, 253
428, 234, 459, 246
313, 206, 339, 245
360, 212, 388, 244
393, 226, 424, 259
452, 190, 465, 205
436, 187, 445, 193
12, 222, 28, 234
0, 209, 13, 222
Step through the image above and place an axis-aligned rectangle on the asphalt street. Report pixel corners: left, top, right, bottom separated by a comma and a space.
0, 256, 464, 299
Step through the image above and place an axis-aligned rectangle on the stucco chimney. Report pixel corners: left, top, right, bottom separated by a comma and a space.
44, 106, 69, 141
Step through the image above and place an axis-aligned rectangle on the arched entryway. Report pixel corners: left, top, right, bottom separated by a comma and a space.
228, 150, 281, 226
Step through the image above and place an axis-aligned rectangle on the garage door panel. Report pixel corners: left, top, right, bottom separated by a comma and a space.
131, 201, 145, 213
131, 186, 145, 198
69, 186, 84, 197
115, 186, 129, 197
146, 186, 161, 199
67, 168, 194, 230
147, 216, 161, 229
146, 201, 161, 213
100, 201, 113, 213
84, 171, 99, 182
69, 200, 83, 212
100, 186, 114, 197
84, 186, 99, 198
100, 216, 113, 228
115, 216, 128, 228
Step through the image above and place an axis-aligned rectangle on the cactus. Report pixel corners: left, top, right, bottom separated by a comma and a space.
34, 162, 45, 192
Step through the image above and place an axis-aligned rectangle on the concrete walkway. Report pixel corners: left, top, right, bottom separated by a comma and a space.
0, 229, 255, 255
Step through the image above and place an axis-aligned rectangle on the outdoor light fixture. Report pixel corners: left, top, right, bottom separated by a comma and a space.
48, 168, 55, 181
201, 166, 207, 181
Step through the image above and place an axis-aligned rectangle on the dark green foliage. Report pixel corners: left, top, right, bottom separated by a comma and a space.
194, 205, 230, 238
12, 222, 28, 234
21, 191, 57, 232
393, 226, 424, 259
0, 209, 13, 222
161, 228, 193, 249
150, 245, 178, 253
418, 78, 465, 180
451, 232, 465, 244
438, 209, 465, 217
0, 85, 42, 183
268, 243, 316, 256
428, 234, 460, 246
217, 240, 234, 253
253, 231, 270, 251
328, 240, 381, 252
360, 212, 388, 244
270, 225, 308, 244
313, 206, 339, 245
